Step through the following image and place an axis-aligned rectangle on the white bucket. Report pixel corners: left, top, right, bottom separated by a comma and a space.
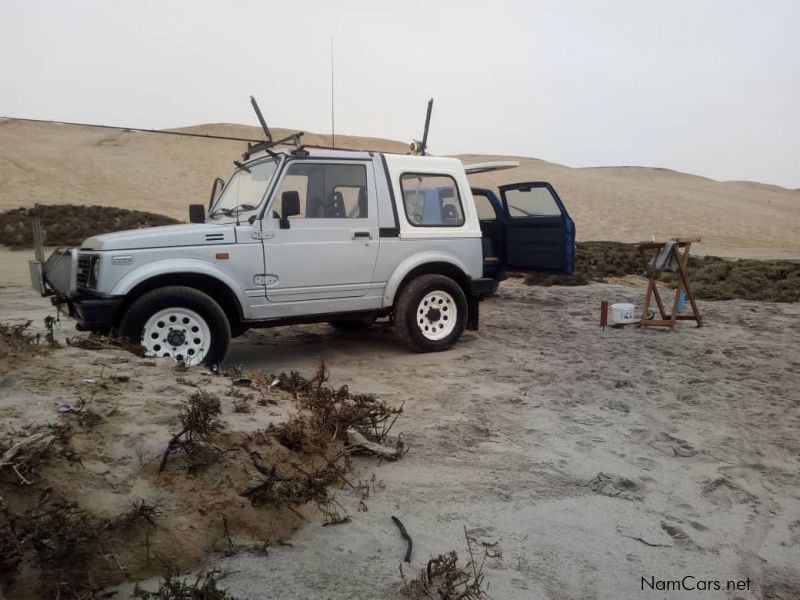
611, 303, 636, 323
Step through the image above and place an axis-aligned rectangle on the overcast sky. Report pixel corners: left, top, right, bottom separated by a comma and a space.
1, 0, 798, 187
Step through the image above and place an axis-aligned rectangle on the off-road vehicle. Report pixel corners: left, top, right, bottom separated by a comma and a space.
31, 143, 574, 365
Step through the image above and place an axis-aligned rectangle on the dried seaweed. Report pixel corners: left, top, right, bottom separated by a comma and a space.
275, 362, 404, 446
0, 495, 158, 598
159, 390, 222, 474
402, 527, 491, 599
132, 568, 237, 599
66, 333, 145, 356
0, 320, 42, 361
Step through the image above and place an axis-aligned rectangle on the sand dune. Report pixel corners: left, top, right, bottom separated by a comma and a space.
1, 119, 798, 259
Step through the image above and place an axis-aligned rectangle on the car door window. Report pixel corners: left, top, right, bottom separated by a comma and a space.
272, 163, 368, 219
473, 193, 498, 221
505, 187, 561, 217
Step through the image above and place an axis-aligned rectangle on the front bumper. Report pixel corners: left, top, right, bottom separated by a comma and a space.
54, 295, 123, 332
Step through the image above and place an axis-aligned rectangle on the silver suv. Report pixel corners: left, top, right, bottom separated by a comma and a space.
31, 146, 574, 365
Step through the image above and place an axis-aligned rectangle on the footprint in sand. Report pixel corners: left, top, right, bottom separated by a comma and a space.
589, 472, 642, 501
633, 457, 657, 471
688, 520, 709, 532
650, 432, 698, 457
660, 521, 692, 546
701, 477, 758, 508
605, 399, 630, 414
788, 520, 800, 544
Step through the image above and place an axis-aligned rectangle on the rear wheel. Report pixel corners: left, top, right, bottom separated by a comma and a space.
118, 286, 231, 366
394, 274, 467, 352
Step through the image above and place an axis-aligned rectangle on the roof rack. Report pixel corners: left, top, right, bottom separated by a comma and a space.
242, 96, 307, 160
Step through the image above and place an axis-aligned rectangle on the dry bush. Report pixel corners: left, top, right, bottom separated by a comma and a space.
0, 496, 159, 599
66, 333, 145, 356
132, 568, 237, 600
241, 461, 340, 510
107, 499, 160, 531
159, 390, 223, 474
65, 396, 105, 429
0, 320, 42, 360
402, 528, 491, 599
266, 417, 311, 452
0, 424, 69, 486
228, 388, 253, 414
275, 362, 404, 446
0, 204, 179, 249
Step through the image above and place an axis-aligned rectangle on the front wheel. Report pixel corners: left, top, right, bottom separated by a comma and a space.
394, 274, 468, 352
118, 286, 231, 366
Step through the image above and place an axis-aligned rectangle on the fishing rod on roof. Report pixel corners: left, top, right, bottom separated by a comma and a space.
3, 95, 436, 159
1, 95, 307, 163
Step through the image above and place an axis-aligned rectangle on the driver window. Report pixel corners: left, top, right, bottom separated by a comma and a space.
272, 163, 368, 219
505, 187, 561, 217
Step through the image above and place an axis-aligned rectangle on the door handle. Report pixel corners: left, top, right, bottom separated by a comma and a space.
352, 231, 372, 240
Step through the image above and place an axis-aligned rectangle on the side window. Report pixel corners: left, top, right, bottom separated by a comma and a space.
400, 173, 465, 227
473, 193, 498, 221
272, 162, 368, 218
504, 187, 561, 217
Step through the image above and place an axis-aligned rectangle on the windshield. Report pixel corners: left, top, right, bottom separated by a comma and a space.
210, 159, 278, 218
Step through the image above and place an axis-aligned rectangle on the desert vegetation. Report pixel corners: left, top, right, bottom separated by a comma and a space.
523, 241, 800, 302
0, 327, 406, 599
0, 204, 179, 249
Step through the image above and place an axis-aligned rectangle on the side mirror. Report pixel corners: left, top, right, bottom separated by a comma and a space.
189, 204, 206, 223
280, 191, 300, 229
208, 177, 226, 210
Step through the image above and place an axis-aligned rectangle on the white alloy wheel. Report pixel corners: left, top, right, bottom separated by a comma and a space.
141, 307, 211, 365
416, 290, 457, 341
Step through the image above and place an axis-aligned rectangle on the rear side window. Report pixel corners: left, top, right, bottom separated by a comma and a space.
504, 186, 561, 217
272, 162, 368, 218
400, 173, 464, 227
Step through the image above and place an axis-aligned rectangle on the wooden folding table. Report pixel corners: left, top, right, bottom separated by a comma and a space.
637, 237, 703, 331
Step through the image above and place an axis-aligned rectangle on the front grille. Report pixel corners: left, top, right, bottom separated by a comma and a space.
76, 254, 97, 288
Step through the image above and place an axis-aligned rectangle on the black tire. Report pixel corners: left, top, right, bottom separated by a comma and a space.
394, 274, 468, 352
118, 286, 231, 367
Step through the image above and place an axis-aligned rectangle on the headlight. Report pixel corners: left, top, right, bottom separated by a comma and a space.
91, 258, 100, 287
77, 254, 100, 289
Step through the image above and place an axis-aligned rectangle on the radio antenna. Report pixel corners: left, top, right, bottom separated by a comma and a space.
330, 38, 335, 148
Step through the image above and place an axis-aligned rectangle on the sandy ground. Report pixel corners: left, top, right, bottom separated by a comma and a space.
2, 119, 799, 260
1, 268, 798, 598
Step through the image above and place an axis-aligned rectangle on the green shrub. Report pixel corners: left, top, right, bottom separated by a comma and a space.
0, 205, 179, 249
523, 241, 800, 302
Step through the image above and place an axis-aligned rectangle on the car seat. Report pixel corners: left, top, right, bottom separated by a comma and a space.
327, 191, 346, 218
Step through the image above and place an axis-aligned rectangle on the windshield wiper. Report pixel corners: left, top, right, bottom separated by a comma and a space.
209, 203, 256, 219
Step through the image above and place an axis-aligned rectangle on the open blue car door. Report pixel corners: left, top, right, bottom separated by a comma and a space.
498, 182, 575, 274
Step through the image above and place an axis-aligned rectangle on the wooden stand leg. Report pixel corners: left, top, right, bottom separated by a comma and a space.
636, 238, 702, 330
638, 249, 654, 323
675, 243, 703, 327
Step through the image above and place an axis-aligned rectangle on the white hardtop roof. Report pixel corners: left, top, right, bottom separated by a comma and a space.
382, 153, 465, 172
